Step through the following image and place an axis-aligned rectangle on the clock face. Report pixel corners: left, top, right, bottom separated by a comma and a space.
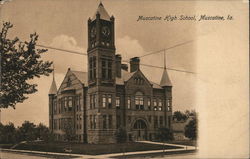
102, 26, 110, 37
91, 26, 96, 38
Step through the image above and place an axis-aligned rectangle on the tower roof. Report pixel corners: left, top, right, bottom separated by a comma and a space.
160, 68, 172, 87
49, 65, 57, 95
92, 2, 111, 21
49, 79, 57, 95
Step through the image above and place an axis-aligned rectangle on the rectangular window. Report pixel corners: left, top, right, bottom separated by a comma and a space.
139, 97, 144, 110
53, 100, 57, 114
93, 115, 96, 129
116, 115, 121, 129
94, 94, 97, 108
89, 57, 93, 80
127, 97, 131, 109
93, 56, 96, 79
153, 98, 157, 111
68, 97, 73, 111
58, 99, 61, 113
102, 95, 106, 108
167, 99, 171, 111
135, 97, 140, 110
103, 115, 107, 129
63, 97, 67, 111
89, 95, 92, 109
154, 116, 158, 128
116, 96, 120, 108
108, 115, 112, 129
90, 115, 93, 129
160, 116, 163, 127
158, 99, 162, 111
102, 60, 106, 79
108, 95, 112, 108
147, 98, 151, 110
108, 61, 112, 79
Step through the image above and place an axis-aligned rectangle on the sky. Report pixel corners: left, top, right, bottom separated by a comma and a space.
0, 0, 249, 158
0, 0, 197, 126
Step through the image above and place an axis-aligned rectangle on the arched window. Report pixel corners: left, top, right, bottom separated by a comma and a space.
135, 91, 144, 110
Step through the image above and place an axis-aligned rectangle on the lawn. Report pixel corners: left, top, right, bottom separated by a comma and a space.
13, 141, 181, 155
167, 140, 197, 146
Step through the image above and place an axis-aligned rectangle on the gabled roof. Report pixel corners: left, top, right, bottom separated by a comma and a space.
71, 70, 88, 86
92, 2, 111, 21
160, 68, 172, 87
49, 78, 57, 95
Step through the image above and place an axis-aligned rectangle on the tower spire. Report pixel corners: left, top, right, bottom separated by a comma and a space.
160, 51, 172, 87
49, 63, 57, 95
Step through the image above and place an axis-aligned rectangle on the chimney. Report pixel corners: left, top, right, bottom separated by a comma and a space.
130, 57, 140, 72
121, 64, 128, 71
115, 54, 122, 78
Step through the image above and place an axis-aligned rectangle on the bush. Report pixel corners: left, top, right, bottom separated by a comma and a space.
115, 127, 127, 143
156, 127, 174, 142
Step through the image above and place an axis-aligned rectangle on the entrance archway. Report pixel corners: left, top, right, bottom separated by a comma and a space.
132, 119, 147, 141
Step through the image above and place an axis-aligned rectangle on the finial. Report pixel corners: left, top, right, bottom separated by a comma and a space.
163, 49, 166, 69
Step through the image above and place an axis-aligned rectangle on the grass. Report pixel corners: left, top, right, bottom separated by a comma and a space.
13, 141, 181, 155
167, 140, 197, 146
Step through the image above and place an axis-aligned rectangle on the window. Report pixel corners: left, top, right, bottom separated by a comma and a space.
116, 115, 121, 128
127, 97, 131, 109
116, 96, 120, 108
153, 98, 157, 111
93, 94, 97, 108
90, 95, 92, 109
63, 97, 67, 111
103, 115, 107, 129
93, 115, 96, 129
135, 92, 144, 110
53, 100, 57, 114
68, 97, 73, 111
58, 99, 61, 113
167, 99, 171, 111
101, 59, 112, 80
158, 99, 162, 111
154, 116, 158, 128
147, 98, 151, 110
90, 115, 93, 129
108, 95, 112, 108
89, 56, 96, 80
159, 116, 163, 127
108, 115, 112, 129
102, 95, 106, 108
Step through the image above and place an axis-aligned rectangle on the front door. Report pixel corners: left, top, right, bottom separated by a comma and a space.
133, 119, 147, 141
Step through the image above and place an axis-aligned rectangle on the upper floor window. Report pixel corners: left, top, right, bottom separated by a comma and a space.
108, 115, 112, 129
101, 58, 112, 80
135, 91, 144, 110
116, 96, 120, 108
158, 99, 162, 111
153, 98, 157, 111
68, 97, 73, 111
102, 94, 112, 108
89, 56, 96, 81
127, 97, 131, 109
167, 99, 171, 111
147, 98, 151, 110
103, 115, 107, 129
53, 100, 57, 114
159, 116, 163, 127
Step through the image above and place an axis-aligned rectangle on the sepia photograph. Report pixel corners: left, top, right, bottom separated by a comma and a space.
0, 0, 249, 158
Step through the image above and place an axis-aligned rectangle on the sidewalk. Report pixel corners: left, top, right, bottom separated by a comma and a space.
1, 141, 197, 159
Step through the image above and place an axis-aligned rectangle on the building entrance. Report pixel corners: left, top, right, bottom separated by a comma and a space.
132, 119, 147, 141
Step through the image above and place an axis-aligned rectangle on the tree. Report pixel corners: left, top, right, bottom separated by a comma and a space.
184, 117, 197, 140
18, 121, 36, 141
0, 122, 17, 143
0, 22, 53, 108
35, 123, 50, 141
156, 127, 173, 142
115, 127, 127, 143
173, 111, 187, 121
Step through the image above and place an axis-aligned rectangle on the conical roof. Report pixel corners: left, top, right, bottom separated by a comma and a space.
49, 79, 57, 95
92, 2, 111, 21
160, 69, 172, 87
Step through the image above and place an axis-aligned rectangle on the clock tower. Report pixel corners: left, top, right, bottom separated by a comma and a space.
87, 2, 117, 143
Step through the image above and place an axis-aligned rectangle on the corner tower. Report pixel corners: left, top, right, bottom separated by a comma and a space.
87, 2, 117, 143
